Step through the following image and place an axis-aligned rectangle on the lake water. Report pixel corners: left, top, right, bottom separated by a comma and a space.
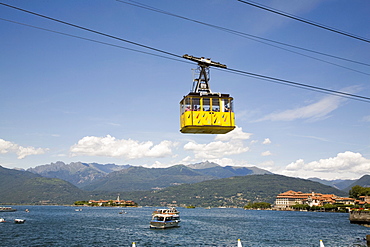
0, 205, 368, 246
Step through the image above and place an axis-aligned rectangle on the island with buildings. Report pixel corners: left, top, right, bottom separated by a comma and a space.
74, 195, 137, 207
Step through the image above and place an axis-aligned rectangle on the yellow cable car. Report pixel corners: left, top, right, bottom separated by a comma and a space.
180, 55, 235, 134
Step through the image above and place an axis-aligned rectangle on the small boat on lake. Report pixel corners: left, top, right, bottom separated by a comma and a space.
0, 218, 5, 222
150, 207, 181, 229
14, 219, 25, 224
0, 207, 17, 212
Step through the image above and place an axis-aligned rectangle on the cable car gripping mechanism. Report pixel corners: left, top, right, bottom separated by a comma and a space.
182, 54, 227, 69
183, 54, 227, 94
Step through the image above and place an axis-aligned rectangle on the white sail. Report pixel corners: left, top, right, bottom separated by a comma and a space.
237, 239, 243, 247
320, 240, 325, 247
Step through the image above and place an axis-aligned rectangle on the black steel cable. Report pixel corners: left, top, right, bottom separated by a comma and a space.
0, 18, 190, 65
117, 0, 370, 67
216, 67, 370, 103
237, 0, 370, 44
0, 2, 182, 59
1, 2, 369, 103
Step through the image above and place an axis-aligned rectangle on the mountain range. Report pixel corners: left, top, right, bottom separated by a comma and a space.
0, 161, 367, 206
27, 161, 272, 191
27, 161, 130, 187
307, 177, 356, 191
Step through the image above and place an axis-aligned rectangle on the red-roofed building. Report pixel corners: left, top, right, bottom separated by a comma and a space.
274, 191, 355, 210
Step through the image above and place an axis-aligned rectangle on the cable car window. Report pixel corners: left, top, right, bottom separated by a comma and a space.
221, 98, 228, 112
192, 97, 200, 111
203, 98, 210, 111
212, 98, 220, 112
184, 97, 191, 112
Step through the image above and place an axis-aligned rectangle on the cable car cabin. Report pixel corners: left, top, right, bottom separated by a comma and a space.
180, 92, 235, 134
180, 54, 235, 134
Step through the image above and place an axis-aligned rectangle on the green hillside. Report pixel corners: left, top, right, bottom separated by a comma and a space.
0, 166, 86, 204
0, 166, 350, 207
116, 174, 348, 207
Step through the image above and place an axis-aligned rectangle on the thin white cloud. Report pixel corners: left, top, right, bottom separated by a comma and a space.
262, 138, 271, 145
261, 151, 272, 156
184, 141, 249, 159
281, 151, 370, 179
251, 0, 322, 35
70, 135, 175, 159
362, 115, 370, 122
208, 158, 236, 167
215, 126, 252, 141
0, 139, 48, 159
256, 86, 362, 122
256, 94, 344, 122
184, 127, 251, 159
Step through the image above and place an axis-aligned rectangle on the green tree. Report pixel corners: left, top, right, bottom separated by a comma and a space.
349, 185, 370, 199
291, 204, 310, 211
244, 202, 271, 209
74, 201, 88, 205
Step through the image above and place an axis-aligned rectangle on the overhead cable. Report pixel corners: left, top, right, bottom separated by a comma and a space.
0, 18, 190, 65
221, 67, 370, 103
1, 2, 369, 103
0, 2, 182, 59
237, 0, 370, 44
116, 0, 370, 76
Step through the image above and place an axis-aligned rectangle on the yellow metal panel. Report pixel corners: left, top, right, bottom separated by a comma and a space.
180, 95, 235, 134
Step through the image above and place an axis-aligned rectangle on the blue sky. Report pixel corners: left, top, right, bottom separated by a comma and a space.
1, 0, 369, 180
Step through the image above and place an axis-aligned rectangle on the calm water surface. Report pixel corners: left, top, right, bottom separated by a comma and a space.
0, 206, 368, 246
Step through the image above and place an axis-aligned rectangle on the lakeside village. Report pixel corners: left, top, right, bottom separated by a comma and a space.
74, 190, 370, 213
74, 195, 137, 207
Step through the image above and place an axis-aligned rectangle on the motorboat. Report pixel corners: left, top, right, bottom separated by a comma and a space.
150, 213, 181, 229
0, 207, 17, 212
14, 219, 25, 224
150, 207, 180, 229
0, 218, 5, 222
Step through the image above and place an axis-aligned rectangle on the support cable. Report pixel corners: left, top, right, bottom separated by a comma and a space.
0, 2, 182, 59
1, 2, 369, 103
115, 0, 369, 76
116, 0, 370, 69
0, 17, 190, 65
237, 0, 370, 44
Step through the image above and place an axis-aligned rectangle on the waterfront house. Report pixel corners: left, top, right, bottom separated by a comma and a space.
274, 190, 355, 210
357, 196, 370, 206
274, 190, 314, 210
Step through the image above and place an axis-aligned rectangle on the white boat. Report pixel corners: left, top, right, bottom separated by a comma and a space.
0, 218, 5, 222
152, 207, 179, 215
14, 219, 25, 224
0, 207, 17, 212
150, 207, 181, 229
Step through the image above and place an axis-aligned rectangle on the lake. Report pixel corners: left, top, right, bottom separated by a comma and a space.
0, 206, 368, 246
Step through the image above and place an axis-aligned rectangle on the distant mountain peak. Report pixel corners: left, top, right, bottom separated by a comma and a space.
186, 161, 220, 169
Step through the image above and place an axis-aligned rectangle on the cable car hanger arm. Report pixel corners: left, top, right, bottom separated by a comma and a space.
182, 54, 227, 69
